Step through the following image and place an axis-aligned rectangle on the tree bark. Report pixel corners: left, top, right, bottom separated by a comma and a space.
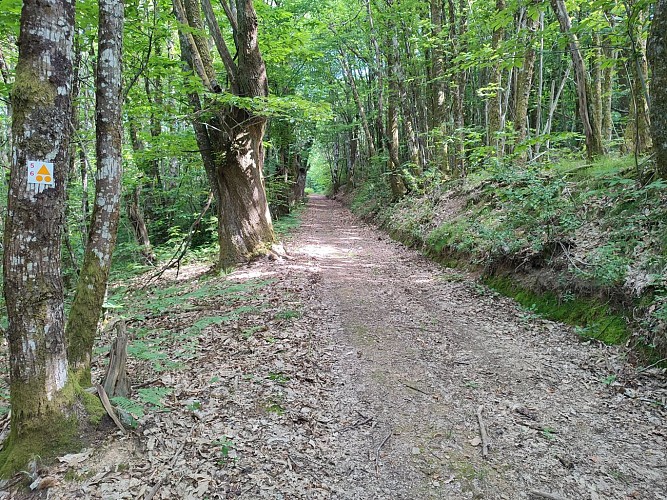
487, 0, 505, 155
648, 0, 667, 177
513, 6, 538, 161
550, 0, 604, 159
386, 32, 407, 198
601, 14, 617, 143
1, 0, 77, 475
177, 0, 274, 266
624, 7, 652, 155
66, 0, 124, 383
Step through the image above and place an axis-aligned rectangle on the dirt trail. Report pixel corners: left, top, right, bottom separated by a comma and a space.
298, 196, 665, 499
43, 195, 665, 500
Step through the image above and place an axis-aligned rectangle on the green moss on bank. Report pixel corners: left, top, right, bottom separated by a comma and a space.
484, 275, 628, 344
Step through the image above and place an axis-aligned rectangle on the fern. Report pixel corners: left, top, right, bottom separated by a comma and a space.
110, 396, 145, 419
137, 387, 171, 409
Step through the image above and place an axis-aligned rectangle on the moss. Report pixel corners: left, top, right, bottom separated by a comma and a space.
484, 275, 629, 344
12, 63, 56, 107
0, 408, 80, 478
66, 255, 110, 384
80, 390, 105, 426
0, 377, 104, 478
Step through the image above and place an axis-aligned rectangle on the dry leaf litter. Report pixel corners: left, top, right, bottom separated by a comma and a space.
1, 195, 665, 499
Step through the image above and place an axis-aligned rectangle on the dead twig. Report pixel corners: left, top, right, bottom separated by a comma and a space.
402, 382, 431, 396
528, 490, 567, 500
144, 423, 198, 500
144, 192, 214, 286
476, 405, 489, 457
375, 429, 392, 476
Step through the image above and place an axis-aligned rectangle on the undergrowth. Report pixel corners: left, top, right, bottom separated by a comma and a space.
351, 156, 667, 359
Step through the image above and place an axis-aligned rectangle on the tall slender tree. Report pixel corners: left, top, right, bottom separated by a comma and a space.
648, 0, 667, 177
66, 0, 124, 384
550, 0, 604, 159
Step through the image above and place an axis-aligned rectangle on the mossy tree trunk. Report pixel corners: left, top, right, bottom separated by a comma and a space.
1, 0, 78, 475
66, 0, 124, 384
648, 0, 667, 177
176, 0, 274, 267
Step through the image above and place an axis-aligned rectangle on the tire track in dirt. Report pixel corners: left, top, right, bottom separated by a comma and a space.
295, 195, 666, 500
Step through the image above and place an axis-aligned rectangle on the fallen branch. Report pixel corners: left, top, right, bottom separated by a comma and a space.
375, 429, 392, 476
402, 382, 431, 396
529, 490, 567, 500
476, 405, 489, 457
144, 191, 214, 285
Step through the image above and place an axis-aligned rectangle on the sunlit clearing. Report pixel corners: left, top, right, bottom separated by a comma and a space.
300, 244, 348, 259
233, 269, 278, 280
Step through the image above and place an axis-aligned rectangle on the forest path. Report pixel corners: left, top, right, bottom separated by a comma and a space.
46, 195, 665, 500
285, 195, 665, 499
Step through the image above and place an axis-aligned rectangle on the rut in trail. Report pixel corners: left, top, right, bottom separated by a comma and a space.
48, 195, 665, 500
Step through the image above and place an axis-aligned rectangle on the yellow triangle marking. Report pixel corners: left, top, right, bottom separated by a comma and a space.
38, 165, 50, 175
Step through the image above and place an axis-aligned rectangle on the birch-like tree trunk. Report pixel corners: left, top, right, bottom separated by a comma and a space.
487, 0, 505, 155
1, 0, 77, 474
66, 0, 124, 382
648, 0, 667, 177
623, 7, 652, 155
550, 0, 604, 159
386, 31, 407, 198
513, 6, 538, 161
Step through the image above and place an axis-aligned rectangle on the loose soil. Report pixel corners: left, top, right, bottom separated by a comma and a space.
6, 195, 666, 499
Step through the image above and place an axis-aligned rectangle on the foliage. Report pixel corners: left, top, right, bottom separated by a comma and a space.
356, 155, 667, 357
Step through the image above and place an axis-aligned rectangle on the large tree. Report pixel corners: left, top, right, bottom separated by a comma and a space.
648, 0, 667, 177
1, 0, 80, 474
175, 0, 274, 267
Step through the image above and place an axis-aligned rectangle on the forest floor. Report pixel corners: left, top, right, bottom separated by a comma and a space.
13, 195, 667, 499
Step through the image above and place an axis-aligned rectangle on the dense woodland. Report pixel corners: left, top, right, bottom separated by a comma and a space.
0, 0, 666, 477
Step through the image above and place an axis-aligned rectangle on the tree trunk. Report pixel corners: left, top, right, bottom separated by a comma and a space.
386, 31, 407, 198
513, 7, 538, 161
448, 0, 468, 175
126, 187, 156, 264
1, 0, 80, 475
177, 0, 273, 266
66, 0, 124, 383
487, 0, 505, 155
601, 16, 617, 143
550, 0, 604, 159
624, 16, 652, 155
648, 0, 667, 177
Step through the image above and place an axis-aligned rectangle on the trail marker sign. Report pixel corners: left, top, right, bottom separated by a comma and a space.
27, 160, 55, 189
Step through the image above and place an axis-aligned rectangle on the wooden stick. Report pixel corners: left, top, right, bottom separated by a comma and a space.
375, 429, 392, 476
95, 384, 126, 434
144, 424, 197, 500
476, 405, 489, 457
402, 382, 431, 396
529, 490, 567, 500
